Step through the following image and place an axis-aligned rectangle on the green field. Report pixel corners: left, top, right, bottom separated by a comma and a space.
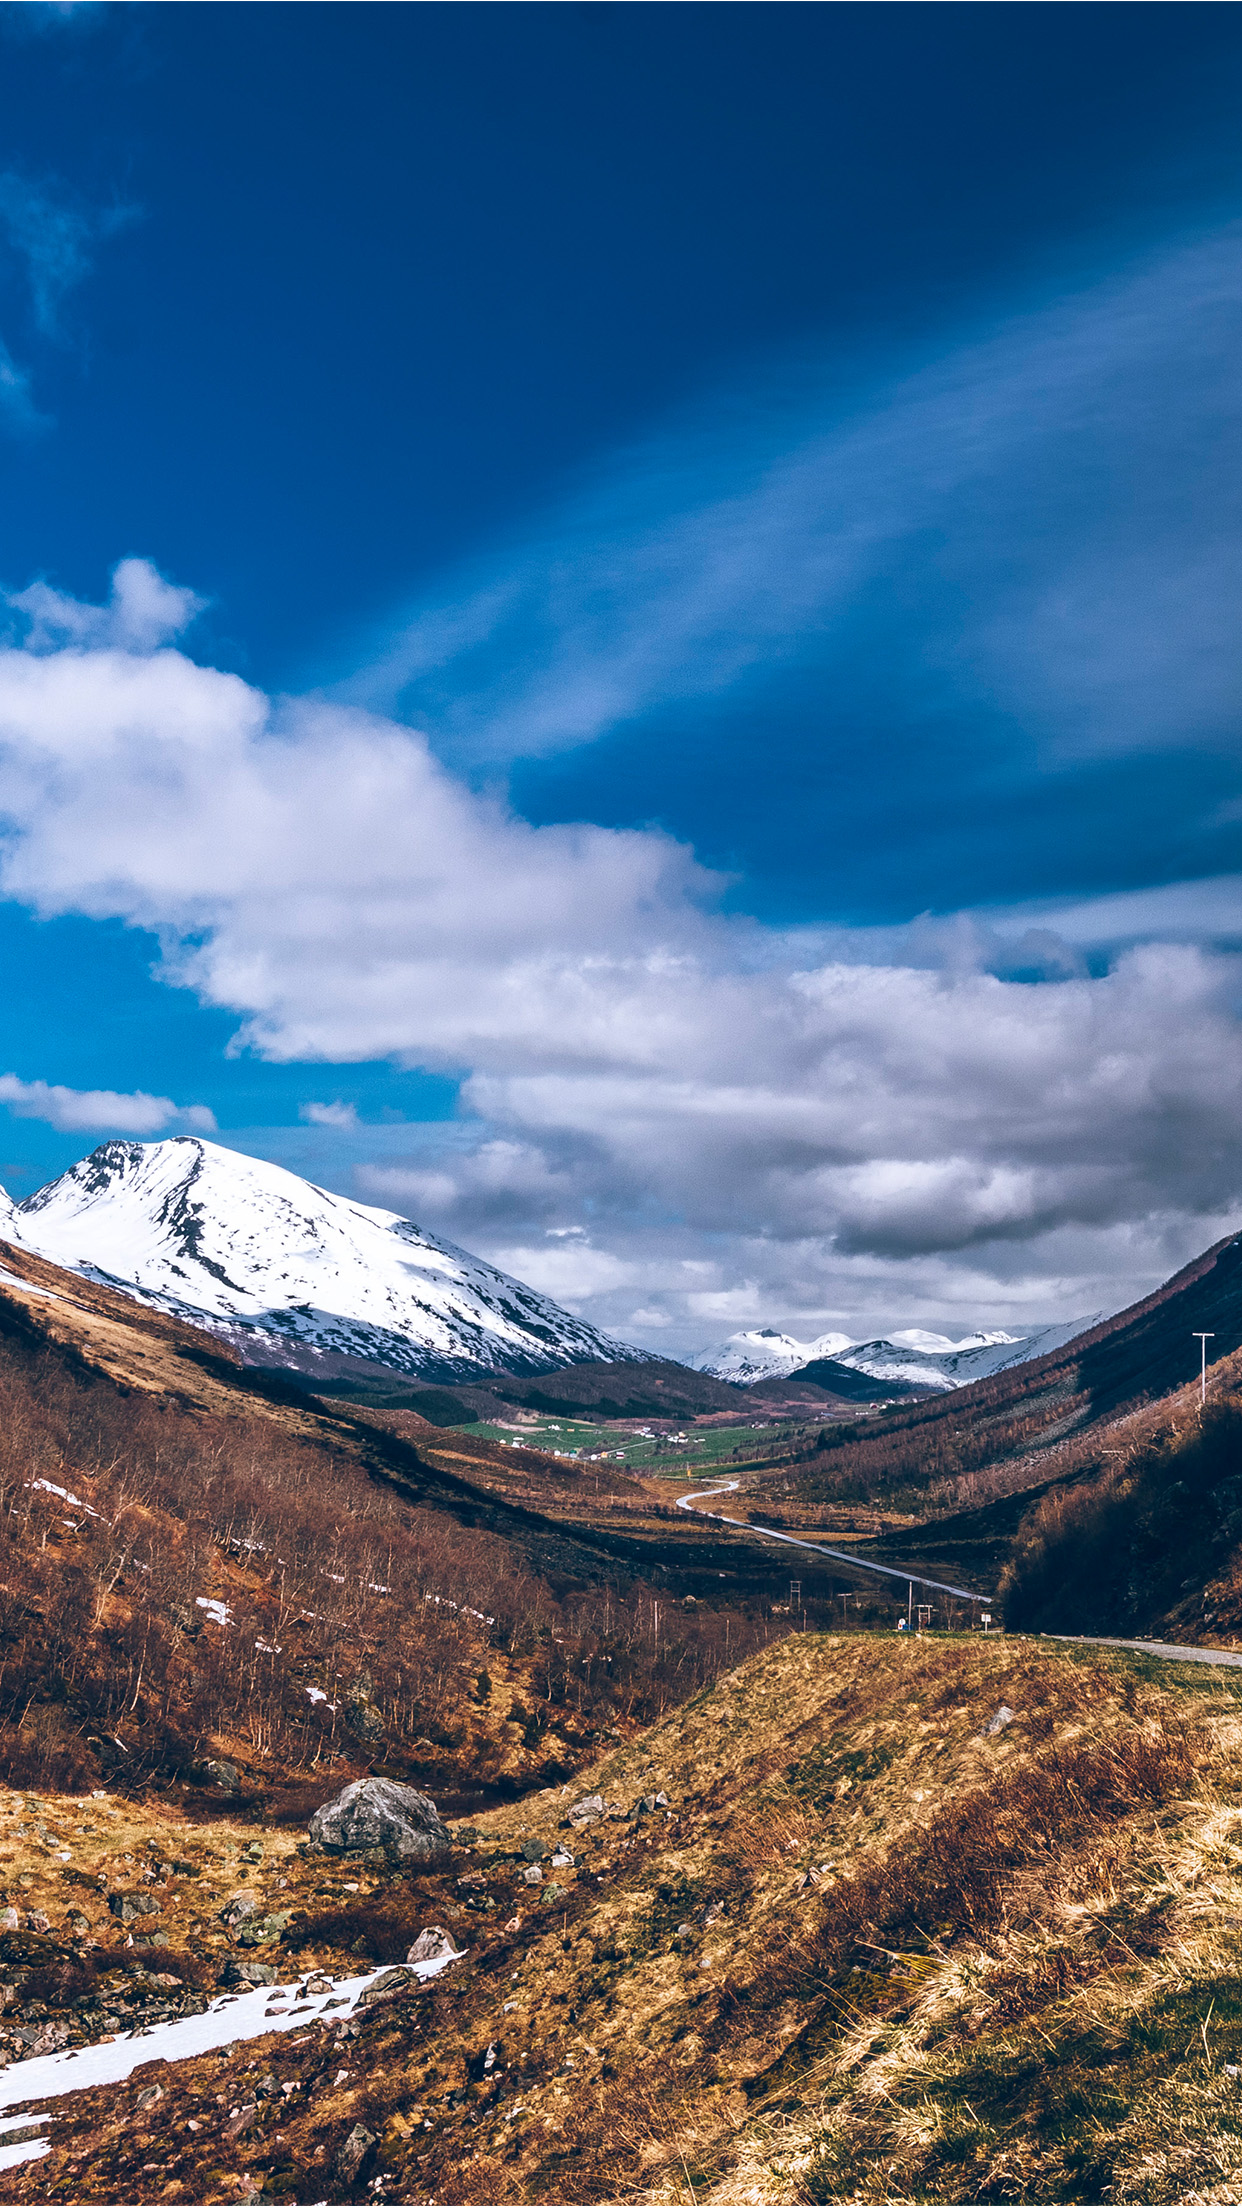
467, 1414, 813, 1473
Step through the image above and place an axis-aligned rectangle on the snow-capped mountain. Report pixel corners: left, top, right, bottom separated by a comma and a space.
689, 1327, 854, 1384
694, 1319, 1094, 1393
2, 1137, 644, 1383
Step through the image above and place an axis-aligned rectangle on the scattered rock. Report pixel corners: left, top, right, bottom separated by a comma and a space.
521, 1837, 549, 1862
522, 1863, 543, 1886
307, 1777, 452, 1865
193, 1759, 242, 1794
302, 1971, 334, 1995
354, 1967, 419, 2010
109, 1892, 161, 1923
134, 2084, 163, 2112
406, 1926, 461, 1965
0, 1909, 18, 1931
551, 1848, 574, 1868
565, 1793, 605, 1830
220, 1958, 277, 1987
24, 1911, 49, 1934
336, 2122, 377, 2182
983, 1705, 1016, 1737
219, 1892, 259, 1929
631, 1790, 670, 1818
236, 1910, 290, 1948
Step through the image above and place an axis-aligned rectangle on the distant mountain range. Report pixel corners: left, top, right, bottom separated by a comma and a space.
691, 1319, 1095, 1394
0, 1137, 644, 1385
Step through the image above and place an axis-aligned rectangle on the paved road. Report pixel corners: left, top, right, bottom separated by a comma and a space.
675, 1488, 1242, 1664
1040, 1633, 1242, 1668
675, 1481, 993, 1605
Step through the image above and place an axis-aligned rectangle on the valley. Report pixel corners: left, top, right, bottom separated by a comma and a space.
3, 1150, 1242, 2200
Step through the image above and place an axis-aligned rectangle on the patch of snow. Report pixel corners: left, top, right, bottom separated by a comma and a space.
0, 1265, 58, 1305
27, 1479, 83, 1509
0, 2138, 50, 2171
0, 1952, 462, 2139
195, 1597, 232, 1627
305, 1687, 336, 1707
254, 1640, 283, 1655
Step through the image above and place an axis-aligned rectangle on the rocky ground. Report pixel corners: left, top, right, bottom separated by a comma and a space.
0, 1633, 1241, 2203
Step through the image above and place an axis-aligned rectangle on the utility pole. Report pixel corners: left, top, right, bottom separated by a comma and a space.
1193, 1332, 1215, 1407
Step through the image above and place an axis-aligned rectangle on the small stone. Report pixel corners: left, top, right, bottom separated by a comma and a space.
355, 1967, 419, 2010
109, 1892, 161, 1923
220, 1958, 277, 1987
522, 1863, 543, 1886
135, 2084, 163, 2111
406, 1926, 461, 1965
520, 1837, 548, 1862
193, 1759, 242, 1794
236, 1910, 290, 1948
24, 1911, 49, 1934
336, 2122, 377, 2181
0, 1909, 17, 1931
983, 1705, 1016, 1737
219, 1892, 259, 1928
565, 1793, 604, 1830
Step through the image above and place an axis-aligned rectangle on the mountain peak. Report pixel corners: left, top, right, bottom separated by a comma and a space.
9, 1136, 643, 1384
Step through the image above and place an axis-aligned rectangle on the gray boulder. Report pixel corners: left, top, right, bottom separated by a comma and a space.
221, 1958, 277, 1987
109, 1891, 161, 1923
406, 1926, 460, 1965
307, 1777, 452, 1865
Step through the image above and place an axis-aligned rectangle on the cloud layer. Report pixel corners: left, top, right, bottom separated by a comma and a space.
0, 552, 1240, 1342
0, 1072, 215, 1138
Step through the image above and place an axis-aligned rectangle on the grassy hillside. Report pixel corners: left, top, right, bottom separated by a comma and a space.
5, 1631, 1242, 2203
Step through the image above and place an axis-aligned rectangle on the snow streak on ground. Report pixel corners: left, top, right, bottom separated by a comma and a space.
0, 1950, 463, 2165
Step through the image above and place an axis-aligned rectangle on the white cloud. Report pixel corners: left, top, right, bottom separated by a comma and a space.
0, 565, 1240, 1343
299, 1100, 359, 1129
0, 1073, 216, 1137
7, 558, 204, 654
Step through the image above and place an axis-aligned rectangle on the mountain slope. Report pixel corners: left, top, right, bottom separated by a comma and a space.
695, 1319, 1091, 1391
6, 1137, 643, 1383
770, 1228, 1242, 1536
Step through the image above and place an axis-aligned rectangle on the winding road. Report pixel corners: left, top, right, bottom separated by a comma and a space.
676, 1484, 1242, 1668
675, 1479, 992, 1604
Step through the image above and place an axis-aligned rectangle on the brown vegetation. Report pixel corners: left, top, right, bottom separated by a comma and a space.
0, 1248, 785, 1805
4, 1631, 1241, 2205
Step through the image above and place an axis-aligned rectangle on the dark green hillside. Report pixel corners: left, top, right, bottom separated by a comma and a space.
483, 1357, 744, 1419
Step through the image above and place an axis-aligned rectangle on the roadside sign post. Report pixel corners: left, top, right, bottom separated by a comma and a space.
1193, 1332, 1215, 1407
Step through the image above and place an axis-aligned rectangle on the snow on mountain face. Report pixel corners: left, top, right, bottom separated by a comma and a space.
838, 1321, 1097, 1391
694, 1318, 1094, 1392
691, 1328, 855, 1383
8, 1138, 643, 1383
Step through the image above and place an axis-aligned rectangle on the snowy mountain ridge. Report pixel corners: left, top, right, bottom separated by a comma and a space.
1, 1137, 644, 1384
693, 1318, 1095, 1393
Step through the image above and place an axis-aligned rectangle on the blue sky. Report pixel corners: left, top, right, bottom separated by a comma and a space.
3, 2, 1242, 1349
